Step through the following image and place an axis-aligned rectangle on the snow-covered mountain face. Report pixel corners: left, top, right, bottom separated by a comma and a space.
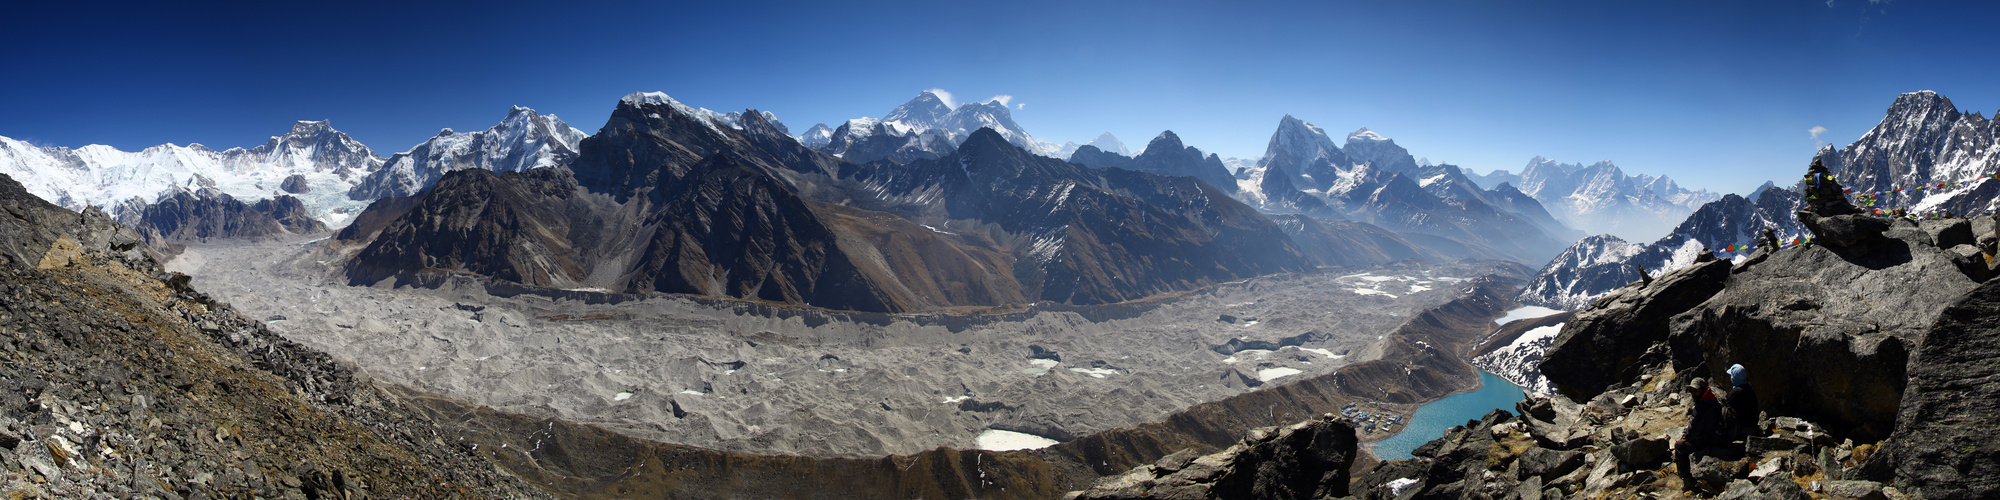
0, 105, 597, 230
1817, 90, 2000, 215
1342, 127, 1418, 174
1478, 157, 1721, 243
817, 90, 1061, 161
881, 91, 953, 131
1228, 116, 1579, 265
348, 106, 587, 200
0, 120, 384, 227
798, 123, 835, 149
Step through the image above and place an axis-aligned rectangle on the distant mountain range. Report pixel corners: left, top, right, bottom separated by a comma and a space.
20, 85, 1943, 314
1215, 115, 1582, 265
0, 120, 383, 226
808, 90, 1060, 163
1466, 157, 1719, 242
1521, 90, 2000, 309
339, 92, 1310, 313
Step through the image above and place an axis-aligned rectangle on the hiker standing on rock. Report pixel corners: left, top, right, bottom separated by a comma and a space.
1674, 377, 1724, 483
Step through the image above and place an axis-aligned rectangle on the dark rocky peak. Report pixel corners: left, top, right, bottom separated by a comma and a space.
732, 108, 793, 143
1746, 180, 1779, 201
1123, 130, 1237, 192
137, 186, 327, 244
251, 195, 328, 235
1141, 130, 1186, 153
1878, 90, 1960, 131
1259, 115, 1357, 193
954, 127, 1046, 182
285, 119, 335, 138
1256, 163, 1329, 214
573, 92, 779, 202
1067, 144, 1134, 170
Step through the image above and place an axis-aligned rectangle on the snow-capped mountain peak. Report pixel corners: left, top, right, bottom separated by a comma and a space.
814, 89, 1061, 161
883, 90, 955, 131
799, 123, 835, 148
348, 106, 588, 201
1086, 132, 1127, 156
1341, 127, 1417, 174
0, 120, 386, 227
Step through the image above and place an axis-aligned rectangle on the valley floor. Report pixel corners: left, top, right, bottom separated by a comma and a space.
172, 236, 1518, 459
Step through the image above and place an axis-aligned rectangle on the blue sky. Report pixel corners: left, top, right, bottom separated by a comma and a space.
3, 0, 1995, 194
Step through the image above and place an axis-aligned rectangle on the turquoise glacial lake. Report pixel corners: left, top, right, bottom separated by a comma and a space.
1372, 370, 1526, 460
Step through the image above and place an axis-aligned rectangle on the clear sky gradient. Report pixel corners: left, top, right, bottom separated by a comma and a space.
4, 0, 1995, 194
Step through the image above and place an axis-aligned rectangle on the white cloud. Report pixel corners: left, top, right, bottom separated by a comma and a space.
1016, 103, 1025, 110
1809, 126, 1828, 140
925, 88, 956, 108
989, 94, 1014, 106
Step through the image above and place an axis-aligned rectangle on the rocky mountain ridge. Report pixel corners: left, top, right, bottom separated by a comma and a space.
1524, 90, 1995, 311
1066, 130, 1237, 193
0, 171, 547, 498
341, 92, 1308, 313
1231, 115, 1578, 265
0, 120, 383, 227
348, 105, 587, 200
1816, 90, 2000, 216
812, 90, 1060, 161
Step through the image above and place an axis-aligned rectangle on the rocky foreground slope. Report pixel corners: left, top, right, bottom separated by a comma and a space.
0, 173, 544, 498
1067, 181, 2000, 498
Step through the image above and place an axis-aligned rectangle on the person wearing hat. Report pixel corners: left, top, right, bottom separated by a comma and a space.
1674, 377, 1726, 483
1724, 364, 1760, 440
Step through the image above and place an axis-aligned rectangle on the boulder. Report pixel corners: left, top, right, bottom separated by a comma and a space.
1799, 213, 1893, 250
1691, 455, 1746, 491
1543, 258, 1731, 399
1875, 279, 2000, 499
1610, 436, 1668, 470
1514, 447, 1584, 481
1072, 418, 1358, 500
